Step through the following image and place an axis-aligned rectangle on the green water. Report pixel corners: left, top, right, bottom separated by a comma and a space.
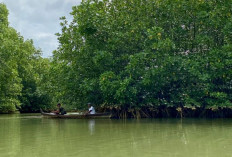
1, 114, 232, 157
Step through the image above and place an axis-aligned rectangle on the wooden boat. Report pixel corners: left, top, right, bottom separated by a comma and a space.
40, 109, 111, 119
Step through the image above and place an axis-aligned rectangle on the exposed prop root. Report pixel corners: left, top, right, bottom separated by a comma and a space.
102, 106, 232, 119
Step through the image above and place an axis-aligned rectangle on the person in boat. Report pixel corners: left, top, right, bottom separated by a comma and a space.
86, 103, 95, 115
52, 103, 66, 115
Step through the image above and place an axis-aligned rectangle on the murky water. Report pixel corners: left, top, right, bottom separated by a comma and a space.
0, 114, 232, 157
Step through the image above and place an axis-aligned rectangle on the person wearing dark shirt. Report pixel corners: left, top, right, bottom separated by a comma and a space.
52, 103, 66, 115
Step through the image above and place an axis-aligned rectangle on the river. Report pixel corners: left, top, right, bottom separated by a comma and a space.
0, 114, 232, 157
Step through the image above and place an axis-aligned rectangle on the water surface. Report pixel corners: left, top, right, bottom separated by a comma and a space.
0, 114, 232, 157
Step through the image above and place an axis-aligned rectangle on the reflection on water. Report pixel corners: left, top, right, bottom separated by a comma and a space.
88, 119, 95, 135
1, 114, 232, 157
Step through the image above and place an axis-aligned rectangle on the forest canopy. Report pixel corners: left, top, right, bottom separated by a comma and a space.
0, 0, 232, 117
52, 0, 232, 117
0, 3, 52, 113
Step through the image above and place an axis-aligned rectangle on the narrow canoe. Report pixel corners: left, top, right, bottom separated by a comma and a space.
40, 109, 111, 119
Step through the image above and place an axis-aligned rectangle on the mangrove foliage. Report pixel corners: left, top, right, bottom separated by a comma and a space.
0, 0, 232, 117
52, 0, 232, 118
0, 3, 52, 113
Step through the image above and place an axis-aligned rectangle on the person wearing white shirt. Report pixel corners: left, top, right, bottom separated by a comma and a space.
87, 103, 95, 114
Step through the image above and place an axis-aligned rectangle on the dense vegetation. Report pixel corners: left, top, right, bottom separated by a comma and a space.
1, 1, 232, 118
52, 0, 232, 118
0, 3, 52, 113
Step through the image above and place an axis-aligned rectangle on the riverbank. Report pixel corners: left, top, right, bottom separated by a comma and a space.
2, 106, 232, 119
102, 107, 232, 119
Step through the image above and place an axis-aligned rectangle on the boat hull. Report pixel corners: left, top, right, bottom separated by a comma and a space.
40, 109, 111, 119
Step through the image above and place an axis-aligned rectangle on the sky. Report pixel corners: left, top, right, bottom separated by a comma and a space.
0, 0, 82, 58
